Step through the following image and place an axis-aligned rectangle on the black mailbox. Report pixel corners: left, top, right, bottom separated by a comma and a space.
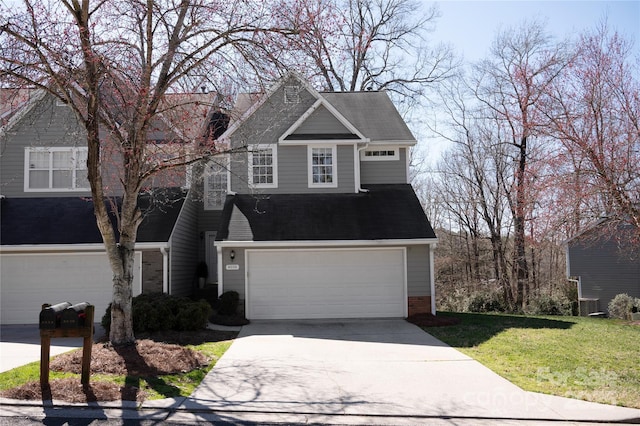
39, 302, 72, 329
61, 302, 90, 329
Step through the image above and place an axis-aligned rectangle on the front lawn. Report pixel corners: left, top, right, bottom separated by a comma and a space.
424, 312, 640, 409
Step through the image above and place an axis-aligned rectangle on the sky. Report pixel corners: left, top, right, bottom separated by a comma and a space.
431, 0, 640, 61
417, 0, 640, 165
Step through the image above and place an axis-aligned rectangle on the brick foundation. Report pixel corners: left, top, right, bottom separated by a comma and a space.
408, 296, 432, 316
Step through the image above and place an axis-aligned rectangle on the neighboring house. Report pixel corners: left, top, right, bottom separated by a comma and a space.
566, 223, 640, 316
0, 89, 219, 324
193, 73, 438, 320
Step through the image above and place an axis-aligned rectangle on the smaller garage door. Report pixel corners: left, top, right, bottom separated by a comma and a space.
1, 252, 142, 325
246, 248, 406, 319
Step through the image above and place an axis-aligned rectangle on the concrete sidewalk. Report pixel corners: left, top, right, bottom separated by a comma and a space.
1, 320, 639, 425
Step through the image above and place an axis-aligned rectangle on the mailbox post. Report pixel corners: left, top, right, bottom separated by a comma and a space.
39, 302, 94, 386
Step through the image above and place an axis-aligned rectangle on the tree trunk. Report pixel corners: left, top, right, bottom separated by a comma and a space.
108, 243, 136, 345
513, 136, 530, 309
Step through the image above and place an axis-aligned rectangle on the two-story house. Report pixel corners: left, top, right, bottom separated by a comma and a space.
1, 73, 437, 324
194, 73, 438, 320
0, 88, 219, 324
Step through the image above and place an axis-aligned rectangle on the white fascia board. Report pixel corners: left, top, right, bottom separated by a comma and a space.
367, 140, 417, 146
0, 242, 169, 253
279, 138, 368, 146
216, 238, 438, 248
0, 89, 46, 138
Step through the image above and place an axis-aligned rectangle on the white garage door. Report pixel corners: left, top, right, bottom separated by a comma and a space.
246, 248, 406, 320
0, 252, 142, 325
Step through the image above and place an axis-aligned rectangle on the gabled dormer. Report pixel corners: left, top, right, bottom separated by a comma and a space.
219, 72, 416, 195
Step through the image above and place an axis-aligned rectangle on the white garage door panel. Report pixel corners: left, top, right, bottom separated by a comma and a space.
247, 248, 405, 319
1, 253, 142, 325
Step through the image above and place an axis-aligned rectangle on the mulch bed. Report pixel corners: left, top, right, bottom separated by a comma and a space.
0, 329, 237, 403
406, 313, 461, 327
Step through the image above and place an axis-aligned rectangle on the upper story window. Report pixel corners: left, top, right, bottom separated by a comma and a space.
361, 148, 399, 161
284, 86, 300, 104
308, 145, 337, 188
204, 159, 228, 210
248, 144, 278, 188
24, 147, 89, 192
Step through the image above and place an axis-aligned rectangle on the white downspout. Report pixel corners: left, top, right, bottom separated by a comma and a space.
160, 247, 169, 294
567, 277, 582, 299
356, 142, 370, 193
430, 243, 437, 315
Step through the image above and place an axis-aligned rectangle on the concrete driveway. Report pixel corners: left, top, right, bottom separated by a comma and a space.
0, 324, 106, 373
174, 319, 640, 424
2, 320, 639, 424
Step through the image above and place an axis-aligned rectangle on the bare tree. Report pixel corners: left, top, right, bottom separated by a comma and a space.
471, 20, 569, 308
546, 22, 640, 246
430, 76, 515, 306
274, 0, 456, 108
0, 0, 293, 345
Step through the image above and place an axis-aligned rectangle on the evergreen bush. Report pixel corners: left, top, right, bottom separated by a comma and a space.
102, 293, 212, 333
608, 293, 635, 320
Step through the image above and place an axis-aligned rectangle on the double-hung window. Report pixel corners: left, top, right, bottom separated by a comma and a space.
25, 147, 89, 191
248, 144, 277, 188
308, 145, 337, 188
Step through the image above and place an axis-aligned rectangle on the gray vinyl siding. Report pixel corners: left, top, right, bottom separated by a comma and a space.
231, 144, 356, 194
568, 239, 640, 313
228, 206, 254, 240
360, 147, 408, 185
169, 191, 199, 296
0, 94, 90, 198
229, 81, 317, 150
406, 244, 431, 297
221, 246, 246, 299
292, 105, 351, 135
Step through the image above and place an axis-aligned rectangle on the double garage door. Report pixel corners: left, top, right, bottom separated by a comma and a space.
245, 248, 406, 320
1, 252, 141, 325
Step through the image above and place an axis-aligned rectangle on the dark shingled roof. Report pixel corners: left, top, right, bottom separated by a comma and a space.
0, 188, 186, 245
217, 184, 435, 241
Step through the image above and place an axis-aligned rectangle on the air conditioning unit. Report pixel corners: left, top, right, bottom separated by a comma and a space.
579, 298, 599, 316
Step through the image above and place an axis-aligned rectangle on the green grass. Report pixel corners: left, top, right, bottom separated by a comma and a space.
425, 312, 640, 408
0, 339, 234, 400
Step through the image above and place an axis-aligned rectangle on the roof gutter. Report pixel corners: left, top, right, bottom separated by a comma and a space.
0, 242, 170, 253
216, 238, 438, 248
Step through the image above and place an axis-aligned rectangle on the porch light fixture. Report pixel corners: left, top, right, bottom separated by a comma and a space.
230, 250, 235, 261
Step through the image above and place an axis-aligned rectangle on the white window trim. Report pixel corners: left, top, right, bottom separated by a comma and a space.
308, 144, 338, 188
204, 156, 229, 210
248, 144, 278, 189
360, 147, 399, 161
24, 146, 89, 192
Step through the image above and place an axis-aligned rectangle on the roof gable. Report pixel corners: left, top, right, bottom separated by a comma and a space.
220, 72, 320, 143
279, 97, 366, 143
